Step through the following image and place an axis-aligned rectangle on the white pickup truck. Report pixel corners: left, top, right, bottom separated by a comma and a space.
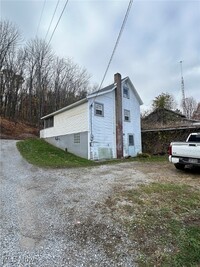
168, 133, 200, 170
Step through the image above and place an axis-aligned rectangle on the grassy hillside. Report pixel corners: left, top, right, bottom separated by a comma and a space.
17, 138, 96, 168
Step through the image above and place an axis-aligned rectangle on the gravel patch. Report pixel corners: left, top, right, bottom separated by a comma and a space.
0, 140, 149, 267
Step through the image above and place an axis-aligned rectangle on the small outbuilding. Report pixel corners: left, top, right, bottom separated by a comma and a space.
142, 108, 198, 130
40, 73, 143, 160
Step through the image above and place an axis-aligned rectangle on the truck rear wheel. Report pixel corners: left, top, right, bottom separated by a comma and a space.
174, 163, 185, 170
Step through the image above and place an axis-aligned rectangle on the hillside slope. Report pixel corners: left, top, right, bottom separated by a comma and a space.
0, 117, 39, 139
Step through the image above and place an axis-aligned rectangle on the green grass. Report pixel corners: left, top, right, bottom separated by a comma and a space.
109, 183, 200, 267
17, 138, 167, 168
17, 138, 97, 168
17, 139, 199, 265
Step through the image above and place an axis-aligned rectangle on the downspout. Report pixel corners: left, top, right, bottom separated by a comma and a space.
89, 102, 94, 159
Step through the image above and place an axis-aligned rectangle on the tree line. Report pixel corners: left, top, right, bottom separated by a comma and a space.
0, 20, 94, 127
1, 20, 199, 128
142, 93, 199, 120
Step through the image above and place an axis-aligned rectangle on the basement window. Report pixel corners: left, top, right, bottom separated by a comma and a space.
74, 133, 80, 143
94, 102, 104, 117
123, 86, 130, 99
44, 116, 54, 128
124, 109, 130, 122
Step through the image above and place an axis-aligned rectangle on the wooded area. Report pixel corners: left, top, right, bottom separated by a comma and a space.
1, 20, 199, 129
0, 20, 94, 127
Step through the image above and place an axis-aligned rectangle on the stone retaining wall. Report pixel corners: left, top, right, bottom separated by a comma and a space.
142, 126, 200, 155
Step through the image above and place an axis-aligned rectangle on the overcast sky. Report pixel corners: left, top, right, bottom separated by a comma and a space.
1, 0, 200, 111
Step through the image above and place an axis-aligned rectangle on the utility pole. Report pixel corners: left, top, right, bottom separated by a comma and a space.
180, 60, 186, 115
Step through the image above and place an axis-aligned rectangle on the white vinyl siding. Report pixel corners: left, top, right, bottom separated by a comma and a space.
40, 102, 88, 138
40, 77, 142, 160
89, 91, 116, 159
122, 82, 142, 156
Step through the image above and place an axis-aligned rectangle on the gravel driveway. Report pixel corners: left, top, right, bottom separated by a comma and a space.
1, 140, 150, 267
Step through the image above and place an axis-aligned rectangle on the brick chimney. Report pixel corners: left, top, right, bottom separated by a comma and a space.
114, 73, 123, 158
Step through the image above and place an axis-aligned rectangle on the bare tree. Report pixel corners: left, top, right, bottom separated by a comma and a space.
24, 38, 54, 125
0, 45, 25, 120
141, 109, 151, 119
0, 20, 21, 71
23, 45, 37, 122
50, 57, 70, 111
182, 97, 197, 119
0, 20, 93, 126
49, 57, 90, 112
0, 20, 22, 117
192, 102, 200, 120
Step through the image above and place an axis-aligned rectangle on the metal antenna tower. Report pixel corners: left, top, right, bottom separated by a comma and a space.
180, 60, 186, 115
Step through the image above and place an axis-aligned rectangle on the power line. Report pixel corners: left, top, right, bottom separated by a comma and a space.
92, 0, 133, 103
36, 0, 47, 36
47, 0, 69, 47
44, 0, 60, 41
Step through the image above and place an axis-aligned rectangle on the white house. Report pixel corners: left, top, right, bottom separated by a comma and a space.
40, 73, 143, 160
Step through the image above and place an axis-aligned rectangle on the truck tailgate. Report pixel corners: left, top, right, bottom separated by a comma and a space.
171, 142, 200, 159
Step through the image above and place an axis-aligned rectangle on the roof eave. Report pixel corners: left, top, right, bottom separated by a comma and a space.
87, 86, 116, 99
122, 77, 143, 105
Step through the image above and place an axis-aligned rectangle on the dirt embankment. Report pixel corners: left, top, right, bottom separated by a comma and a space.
0, 117, 39, 140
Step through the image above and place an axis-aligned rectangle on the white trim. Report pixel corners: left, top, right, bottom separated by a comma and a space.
87, 87, 115, 98
122, 77, 143, 105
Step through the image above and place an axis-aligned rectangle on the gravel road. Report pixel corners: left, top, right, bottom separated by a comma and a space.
0, 140, 150, 267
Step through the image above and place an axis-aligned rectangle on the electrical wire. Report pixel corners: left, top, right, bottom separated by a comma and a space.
44, 0, 60, 41
47, 0, 69, 47
92, 0, 133, 104
36, 0, 47, 36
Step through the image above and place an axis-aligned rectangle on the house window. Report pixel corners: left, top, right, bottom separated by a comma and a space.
74, 133, 80, 143
124, 109, 130, 122
128, 134, 134, 146
44, 116, 54, 128
94, 102, 104, 116
123, 86, 129, 99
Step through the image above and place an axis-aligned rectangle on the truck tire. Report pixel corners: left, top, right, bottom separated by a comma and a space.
174, 163, 185, 170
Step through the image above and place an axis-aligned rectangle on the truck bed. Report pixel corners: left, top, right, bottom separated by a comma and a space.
170, 142, 200, 159
169, 133, 200, 169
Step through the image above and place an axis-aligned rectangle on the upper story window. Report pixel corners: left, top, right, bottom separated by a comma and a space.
44, 116, 54, 128
123, 86, 130, 99
124, 109, 130, 122
94, 102, 104, 117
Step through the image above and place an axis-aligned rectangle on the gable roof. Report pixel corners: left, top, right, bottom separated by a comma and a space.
88, 76, 143, 105
144, 108, 186, 120
87, 77, 129, 98
123, 76, 143, 105
88, 83, 115, 97
41, 75, 143, 120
